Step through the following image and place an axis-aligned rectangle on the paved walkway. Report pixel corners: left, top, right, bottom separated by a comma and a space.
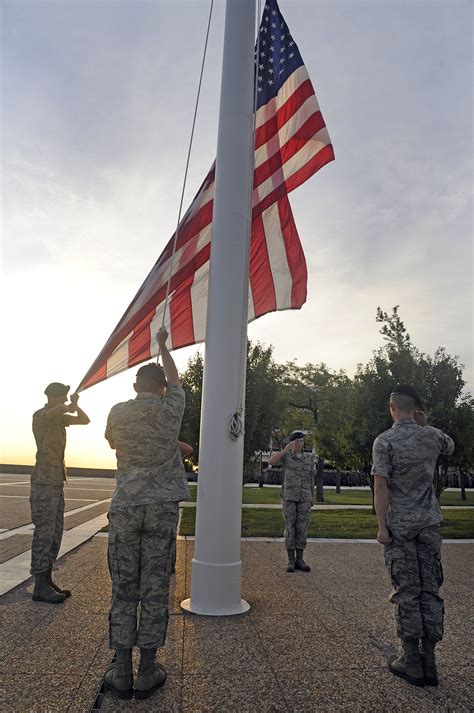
1, 538, 473, 712
0, 474, 115, 596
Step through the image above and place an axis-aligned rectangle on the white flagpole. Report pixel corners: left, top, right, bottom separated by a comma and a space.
181, 0, 256, 616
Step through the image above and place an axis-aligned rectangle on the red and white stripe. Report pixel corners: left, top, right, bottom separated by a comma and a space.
78, 67, 333, 391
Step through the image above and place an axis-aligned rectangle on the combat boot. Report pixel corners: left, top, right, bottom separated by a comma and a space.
47, 568, 71, 598
103, 649, 133, 699
388, 639, 425, 686
134, 648, 167, 699
32, 572, 66, 604
295, 549, 311, 572
420, 637, 438, 686
286, 549, 296, 572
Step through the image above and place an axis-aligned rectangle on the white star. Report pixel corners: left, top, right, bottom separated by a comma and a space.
258, 75, 263, 81
280, 57, 285, 63
279, 69, 284, 74
262, 39, 266, 46
271, 35, 276, 40
289, 52, 294, 59
280, 46, 285, 53
272, 22, 276, 28
268, 79, 273, 85
289, 40, 294, 47
281, 34, 285, 40
272, 9, 277, 14
258, 86, 263, 92
269, 57, 274, 64
263, 27, 268, 33
269, 68, 274, 74
270, 46, 274, 52
261, 51, 266, 57
280, 22, 284, 29
259, 63, 264, 70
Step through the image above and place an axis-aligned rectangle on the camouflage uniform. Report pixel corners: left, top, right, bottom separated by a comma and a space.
372, 418, 454, 642
280, 451, 314, 550
30, 406, 71, 575
105, 386, 190, 650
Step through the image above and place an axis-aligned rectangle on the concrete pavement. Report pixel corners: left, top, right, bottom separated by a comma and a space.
1, 538, 473, 712
1, 473, 472, 711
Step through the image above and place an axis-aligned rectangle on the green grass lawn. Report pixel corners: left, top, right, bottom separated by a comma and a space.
179, 506, 474, 539
186, 484, 473, 507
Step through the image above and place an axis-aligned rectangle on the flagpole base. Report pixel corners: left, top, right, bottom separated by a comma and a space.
180, 558, 250, 616
181, 597, 250, 616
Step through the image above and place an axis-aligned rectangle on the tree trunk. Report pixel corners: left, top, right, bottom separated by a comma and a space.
366, 467, 375, 515
316, 457, 325, 503
434, 457, 449, 501
258, 455, 264, 487
335, 469, 341, 494
458, 469, 466, 501
434, 462, 441, 501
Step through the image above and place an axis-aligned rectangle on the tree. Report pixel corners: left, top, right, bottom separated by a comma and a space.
279, 362, 352, 502
312, 373, 355, 494
349, 306, 473, 501
180, 308, 473, 498
422, 347, 473, 497
449, 398, 474, 499
180, 352, 204, 464
271, 377, 315, 450
243, 342, 285, 480
180, 342, 285, 479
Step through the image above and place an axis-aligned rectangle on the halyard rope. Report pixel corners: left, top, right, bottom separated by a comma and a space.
157, 0, 214, 362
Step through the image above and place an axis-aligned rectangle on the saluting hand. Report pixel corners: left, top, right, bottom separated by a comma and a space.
414, 410, 428, 427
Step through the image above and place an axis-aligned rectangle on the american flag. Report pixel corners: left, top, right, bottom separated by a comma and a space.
78, 0, 334, 391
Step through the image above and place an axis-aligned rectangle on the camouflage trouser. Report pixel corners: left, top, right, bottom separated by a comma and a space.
384, 525, 444, 642
282, 499, 312, 550
107, 501, 178, 650
30, 483, 64, 575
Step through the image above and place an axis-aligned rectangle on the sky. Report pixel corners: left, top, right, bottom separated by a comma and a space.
1, 0, 472, 469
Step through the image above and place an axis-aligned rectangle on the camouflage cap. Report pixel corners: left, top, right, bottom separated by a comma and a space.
391, 384, 423, 408
289, 430, 305, 441
44, 382, 70, 397
136, 363, 167, 387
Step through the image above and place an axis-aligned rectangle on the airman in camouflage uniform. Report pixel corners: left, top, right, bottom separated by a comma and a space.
373, 385, 454, 687
269, 430, 315, 572
31, 383, 90, 603
103, 327, 190, 701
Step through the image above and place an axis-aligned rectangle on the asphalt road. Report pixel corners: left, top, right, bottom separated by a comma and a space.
0, 473, 115, 531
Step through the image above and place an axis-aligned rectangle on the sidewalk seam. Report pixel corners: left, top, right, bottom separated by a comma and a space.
247, 615, 293, 712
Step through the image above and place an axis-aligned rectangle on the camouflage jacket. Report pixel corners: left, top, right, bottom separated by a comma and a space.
31, 406, 71, 487
105, 385, 191, 507
371, 418, 454, 534
280, 451, 314, 503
